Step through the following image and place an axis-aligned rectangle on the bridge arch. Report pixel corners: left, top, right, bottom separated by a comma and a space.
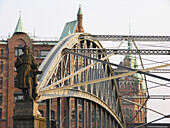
37, 33, 125, 127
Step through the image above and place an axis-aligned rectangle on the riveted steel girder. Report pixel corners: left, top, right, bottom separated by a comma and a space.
70, 48, 170, 55
89, 35, 170, 42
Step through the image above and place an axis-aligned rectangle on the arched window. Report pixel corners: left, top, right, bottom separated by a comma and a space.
124, 108, 130, 121
1, 61, 3, 73
1, 49, 3, 57
0, 77, 3, 89
140, 111, 142, 121
0, 108, 2, 119
0, 93, 2, 105
124, 81, 126, 89
128, 82, 130, 89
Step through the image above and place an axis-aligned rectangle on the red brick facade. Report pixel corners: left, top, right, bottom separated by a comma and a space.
0, 33, 57, 128
117, 52, 147, 125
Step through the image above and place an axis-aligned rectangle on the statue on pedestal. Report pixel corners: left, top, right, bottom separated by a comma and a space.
14, 45, 45, 128
15, 45, 42, 101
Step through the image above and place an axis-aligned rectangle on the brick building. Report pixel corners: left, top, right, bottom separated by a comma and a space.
116, 41, 147, 126
0, 5, 84, 128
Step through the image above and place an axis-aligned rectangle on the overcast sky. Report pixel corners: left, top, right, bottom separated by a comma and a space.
1, 0, 170, 123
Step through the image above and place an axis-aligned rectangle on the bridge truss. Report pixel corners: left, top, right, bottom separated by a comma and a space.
37, 33, 126, 128
83, 35, 170, 42
37, 33, 170, 128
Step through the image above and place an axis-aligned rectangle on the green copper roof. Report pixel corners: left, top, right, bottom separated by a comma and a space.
133, 73, 146, 91
14, 16, 26, 34
78, 4, 83, 15
59, 20, 78, 40
66, 27, 71, 35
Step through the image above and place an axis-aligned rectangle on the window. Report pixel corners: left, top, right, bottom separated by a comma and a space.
124, 81, 126, 89
71, 110, 75, 120
51, 110, 55, 120
0, 93, 2, 105
40, 50, 50, 57
128, 82, 130, 89
0, 108, 2, 119
92, 110, 94, 122
78, 99, 82, 106
125, 108, 129, 121
132, 82, 134, 90
33, 50, 38, 57
135, 111, 138, 121
0, 77, 3, 89
140, 111, 142, 121
123, 108, 133, 121
130, 109, 133, 120
140, 83, 142, 90
1, 49, 3, 57
14, 93, 23, 103
14, 76, 17, 88
15, 47, 23, 57
1, 61, 3, 73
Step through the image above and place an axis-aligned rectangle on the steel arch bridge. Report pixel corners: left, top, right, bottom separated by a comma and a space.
37, 33, 126, 128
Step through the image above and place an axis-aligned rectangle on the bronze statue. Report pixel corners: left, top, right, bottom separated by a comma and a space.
15, 45, 42, 101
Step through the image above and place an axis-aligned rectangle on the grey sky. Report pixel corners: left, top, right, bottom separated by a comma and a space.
1, 0, 170, 123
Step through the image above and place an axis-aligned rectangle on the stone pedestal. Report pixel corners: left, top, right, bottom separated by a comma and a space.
13, 100, 46, 128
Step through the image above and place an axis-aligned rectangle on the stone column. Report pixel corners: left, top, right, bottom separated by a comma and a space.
13, 100, 46, 128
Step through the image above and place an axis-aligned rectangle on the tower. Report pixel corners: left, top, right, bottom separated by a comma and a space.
60, 5, 85, 40
7, 14, 33, 128
117, 40, 147, 126
76, 4, 84, 32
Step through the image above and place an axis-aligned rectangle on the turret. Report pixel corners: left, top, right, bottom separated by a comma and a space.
77, 4, 84, 32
